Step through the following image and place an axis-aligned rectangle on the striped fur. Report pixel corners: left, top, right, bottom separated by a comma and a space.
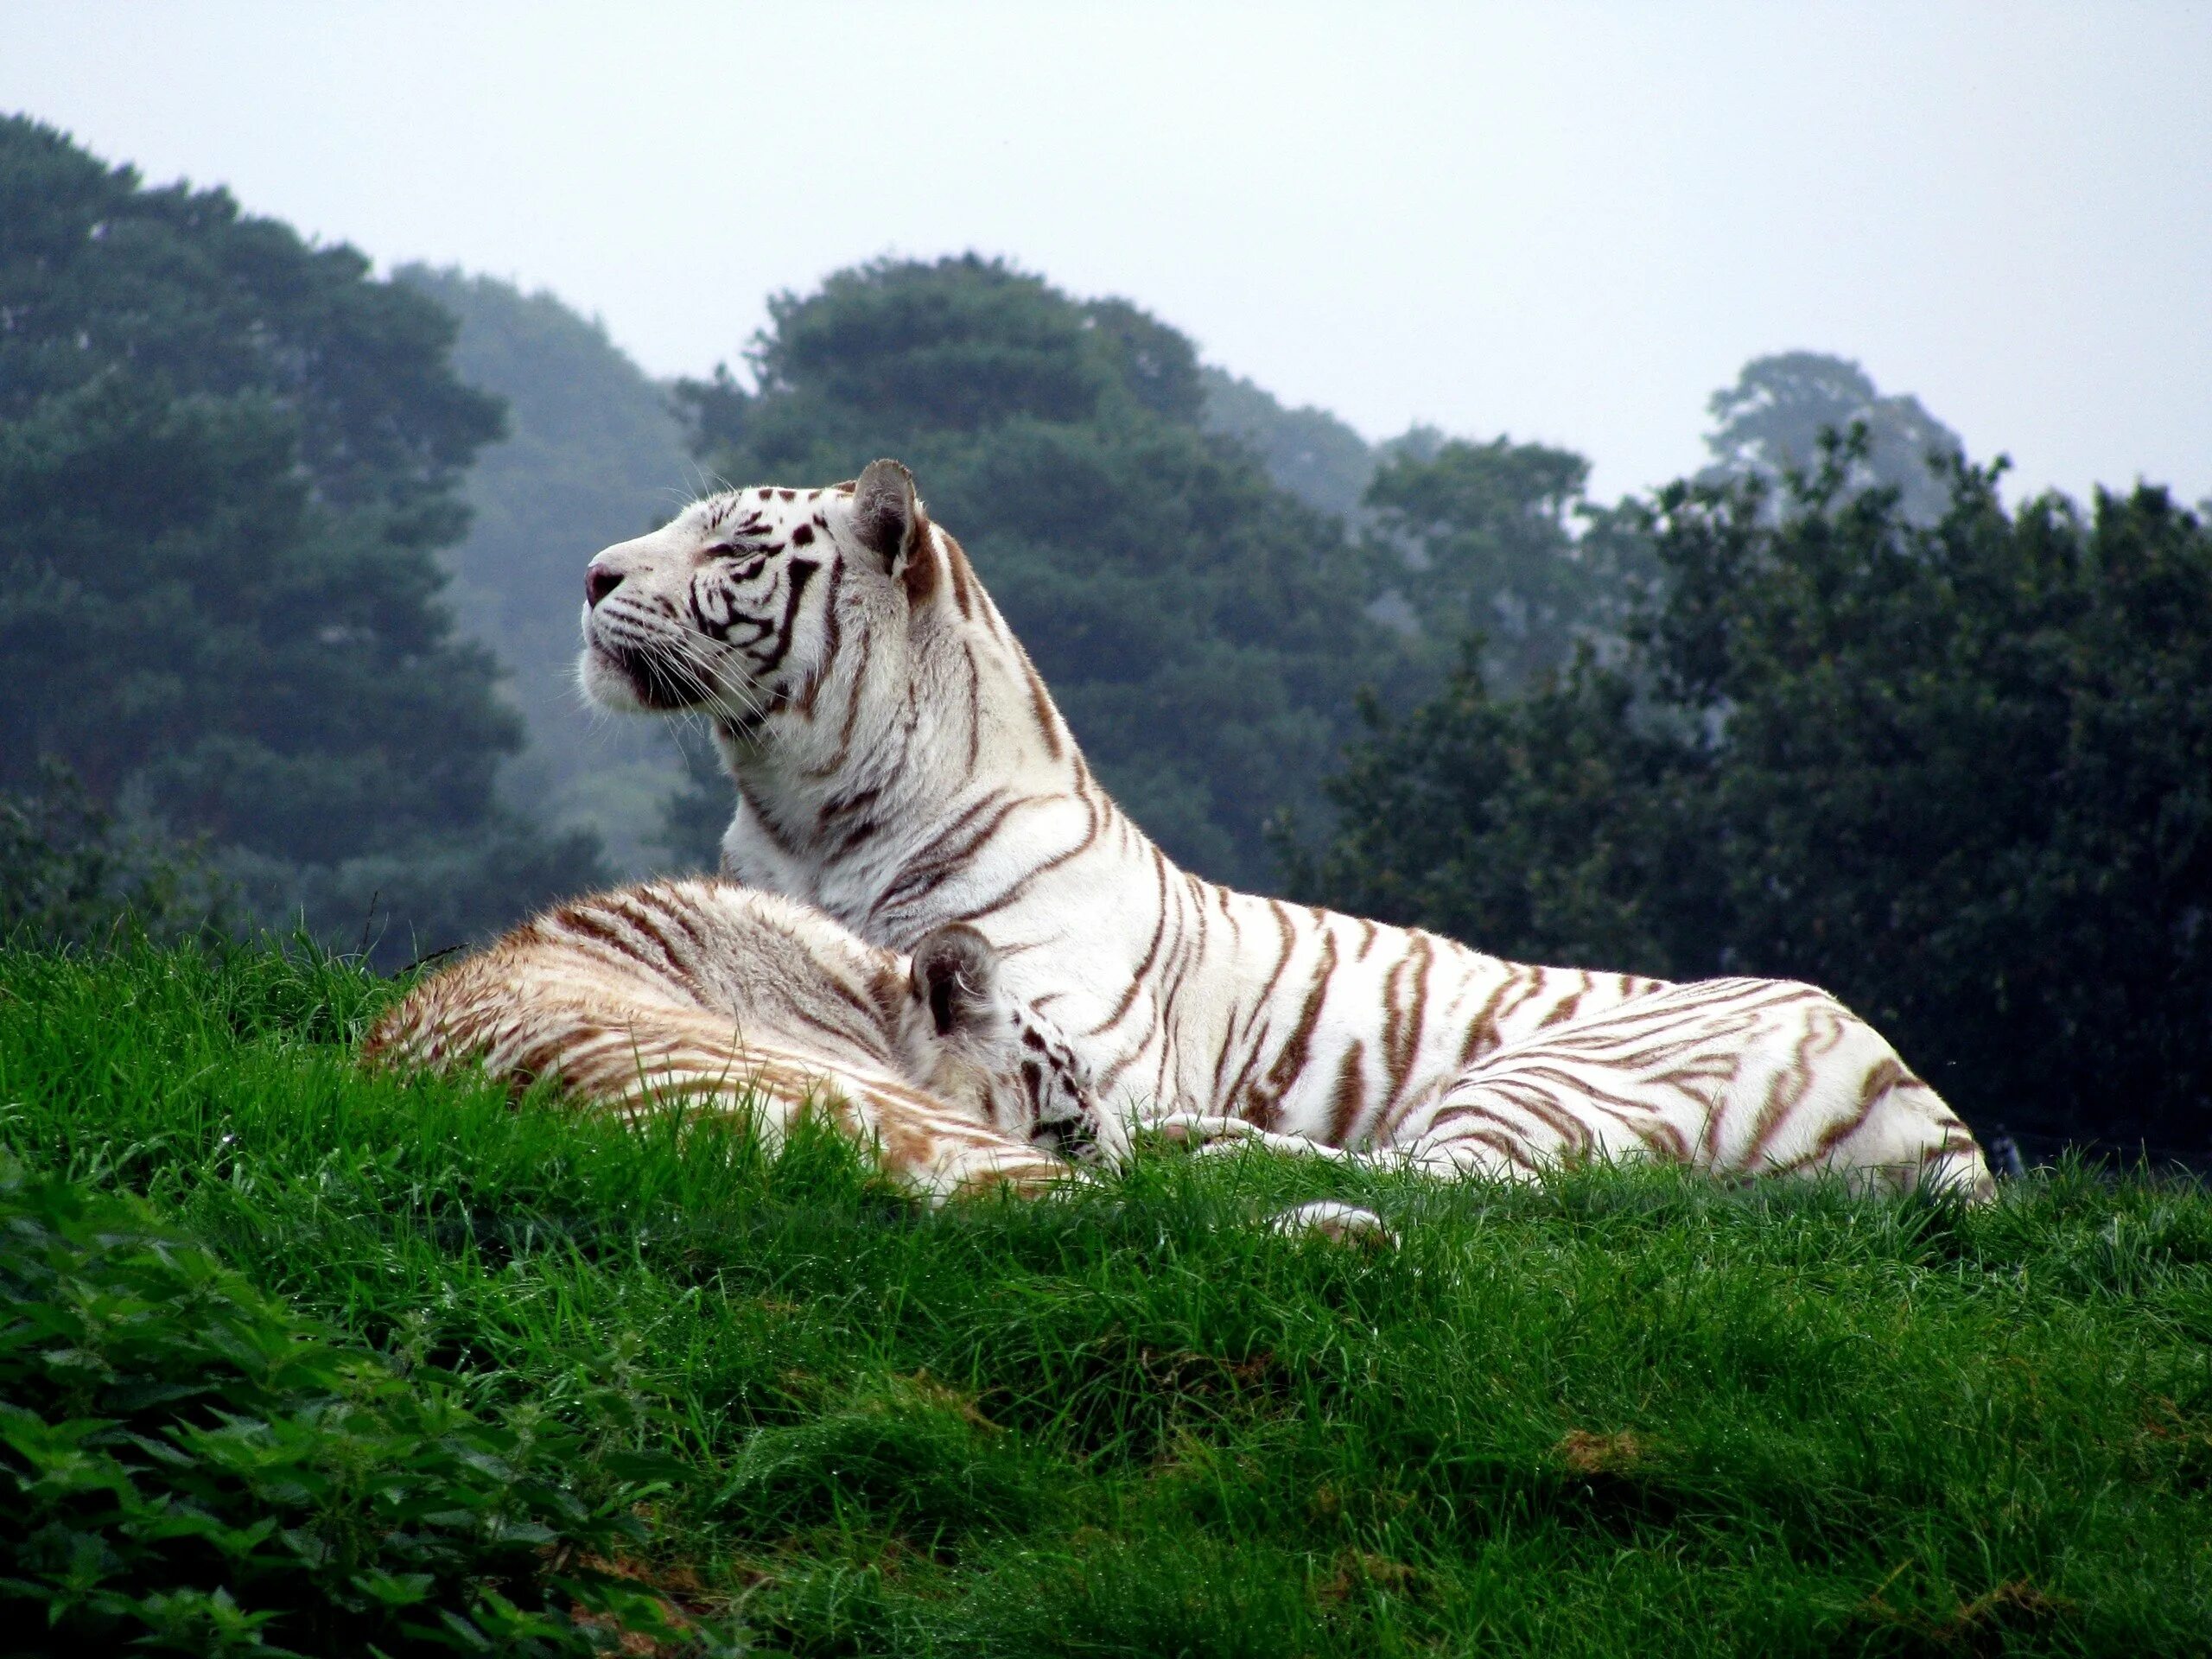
579, 461, 1993, 1202
364, 880, 1100, 1200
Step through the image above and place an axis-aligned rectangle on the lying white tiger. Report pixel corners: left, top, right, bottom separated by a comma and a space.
577, 461, 1994, 1202
365, 879, 1100, 1200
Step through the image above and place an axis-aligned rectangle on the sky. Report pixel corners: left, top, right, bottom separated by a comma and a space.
7, 1, 2209, 505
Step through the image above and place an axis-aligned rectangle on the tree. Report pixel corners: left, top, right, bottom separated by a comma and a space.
1198, 367, 1381, 525
0, 118, 603, 955
1362, 435, 1657, 689
393, 267, 696, 874
0, 760, 230, 944
672, 255, 1409, 887
1296, 440, 2212, 1163
1279, 652, 1719, 977
1699, 351, 1964, 524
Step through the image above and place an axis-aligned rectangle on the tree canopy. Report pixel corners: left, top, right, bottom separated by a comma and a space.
673, 255, 1413, 887
1198, 367, 1382, 525
1294, 442, 2212, 1162
1699, 351, 1965, 524
0, 117, 602, 956
1361, 434, 1662, 690
393, 266, 695, 874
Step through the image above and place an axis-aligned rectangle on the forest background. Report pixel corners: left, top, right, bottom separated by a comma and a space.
3, 114, 2206, 1167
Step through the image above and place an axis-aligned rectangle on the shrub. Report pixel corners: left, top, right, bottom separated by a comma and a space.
0, 1153, 709, 1656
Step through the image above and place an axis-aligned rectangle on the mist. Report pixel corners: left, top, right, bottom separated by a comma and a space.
5, 1, 2207, 506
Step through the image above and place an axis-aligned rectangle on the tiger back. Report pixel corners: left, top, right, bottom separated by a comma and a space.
364, 880, 1100, 1200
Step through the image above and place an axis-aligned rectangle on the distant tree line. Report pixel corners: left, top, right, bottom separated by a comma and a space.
391, 265, 696, 877
0, 116, 603, 961
1291, 442, 2210, 1163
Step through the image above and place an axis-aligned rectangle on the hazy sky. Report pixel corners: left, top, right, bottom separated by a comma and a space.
8, 2, 2209, 505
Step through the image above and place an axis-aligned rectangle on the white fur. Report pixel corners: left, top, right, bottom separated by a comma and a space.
580, 469, 1993, 1201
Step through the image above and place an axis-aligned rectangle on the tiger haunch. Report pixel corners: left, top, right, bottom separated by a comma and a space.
580, 462, 1993, 1201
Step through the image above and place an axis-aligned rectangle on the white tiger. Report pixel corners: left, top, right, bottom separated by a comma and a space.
576, 461, 1993, 1201
365, 878, 1100, 1200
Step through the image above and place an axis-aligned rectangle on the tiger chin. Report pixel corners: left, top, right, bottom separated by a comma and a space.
576, 460, 1994, 1207
364, 880, 1103, 1203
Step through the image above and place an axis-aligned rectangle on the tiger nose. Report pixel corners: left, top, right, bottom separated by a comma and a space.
584, 563, 624, 608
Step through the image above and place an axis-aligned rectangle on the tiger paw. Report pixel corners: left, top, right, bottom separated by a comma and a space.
1268, 1201, 1399, 1249
1147, 1113, 1264, 1148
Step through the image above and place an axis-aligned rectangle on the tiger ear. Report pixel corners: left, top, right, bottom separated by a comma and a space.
909, 922, 1001, 1039
850, 458, 920, 575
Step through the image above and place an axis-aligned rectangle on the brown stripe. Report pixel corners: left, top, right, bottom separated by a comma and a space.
794, 559, 844, 721
602, 893, 695, 981
874, 791, 1020, 916
1456, 975, 1516, 1066
1018, 648, 1065, 762
963, 798, 1103, 922
1542, 978, 1589, 1028
754, 558, 818, 674
1380, 931, 1433, 1120
1090, 846, 1173, 1054
1421, 1115, 1540, 1172
962, 645, 982, 774
1738, 1007, 1850, 1169
1327, 1039, 1367, 1147
900, 511, 940, 607
1248, 923, 1338, 1130
554, 905, 652, 969
1218, 903, 1301, 1118
942, 528, 977, 620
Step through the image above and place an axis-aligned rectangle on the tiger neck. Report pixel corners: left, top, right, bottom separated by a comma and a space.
715, 537, 1219, 1048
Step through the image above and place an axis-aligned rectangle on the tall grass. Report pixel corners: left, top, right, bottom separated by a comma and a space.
2, 938, 2208, 1656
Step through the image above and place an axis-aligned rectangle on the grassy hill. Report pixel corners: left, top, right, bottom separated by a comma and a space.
1, 940, 2207, 1656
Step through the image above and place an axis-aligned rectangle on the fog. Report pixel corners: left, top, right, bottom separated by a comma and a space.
6, 0, 2209, 503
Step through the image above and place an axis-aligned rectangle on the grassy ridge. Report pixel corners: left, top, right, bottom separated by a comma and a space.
1, 941, 2208, 1656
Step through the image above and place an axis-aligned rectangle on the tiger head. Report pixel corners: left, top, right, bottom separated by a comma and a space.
904, 921, 1101, 1162
579, 457, 936, 740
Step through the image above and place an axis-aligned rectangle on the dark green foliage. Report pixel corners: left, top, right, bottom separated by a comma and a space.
393, 267, 696, 875
1298, 442, 2212, 1163
0, 118, 606, 957
672, 255, 1408, 885
0, 1154, 713, 1656
1, 760, 230, 944
0, 128, 498, 532
1700, 351, 1965, 525
657, 724, 738, 873
3, 940, 2209, 1655
0, 367, 512, 851
1281, 657, 1716, 979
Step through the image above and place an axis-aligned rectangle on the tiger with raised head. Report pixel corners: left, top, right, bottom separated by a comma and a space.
575, 462, 1993, 1201
365, 879, 1101, 1200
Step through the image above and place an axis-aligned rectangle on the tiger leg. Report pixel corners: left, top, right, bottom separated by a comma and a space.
1147, 1113, 1364, 1161
1381, 978, 1994, 1201
1682, 984, 1993, 1201
1142, 1116, 1395, 1246
823, 1067, 1088, 1201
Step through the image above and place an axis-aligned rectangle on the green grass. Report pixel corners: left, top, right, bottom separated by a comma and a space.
2, 939, 2209, 1656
